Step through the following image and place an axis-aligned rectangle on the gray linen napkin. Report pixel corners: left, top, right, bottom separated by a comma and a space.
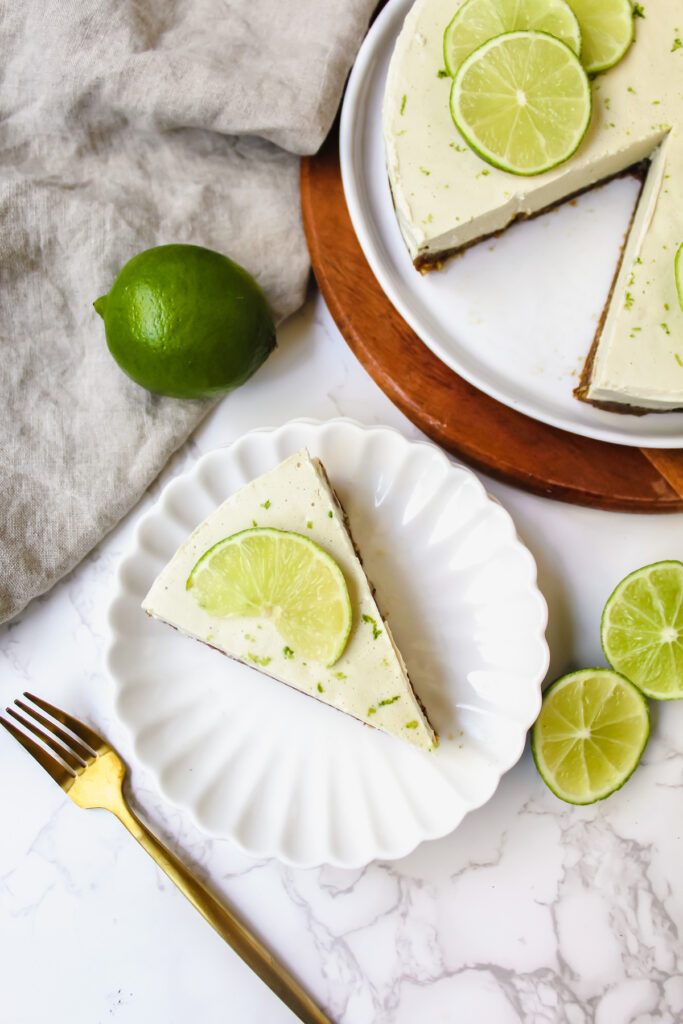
0, 0, 376, 624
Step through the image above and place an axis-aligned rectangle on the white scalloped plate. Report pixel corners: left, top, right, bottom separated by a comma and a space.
107, 419, 549, 868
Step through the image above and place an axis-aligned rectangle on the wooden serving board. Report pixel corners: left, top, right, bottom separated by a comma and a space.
300, 130, 683, 513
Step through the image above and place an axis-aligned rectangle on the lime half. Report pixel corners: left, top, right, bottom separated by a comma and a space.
187, 528, 352, 667
601, 560, 683, 700
444, 0, 581, 78
531, 669, 650, 804
450, 31, 592, 176
565, 0, 633, 74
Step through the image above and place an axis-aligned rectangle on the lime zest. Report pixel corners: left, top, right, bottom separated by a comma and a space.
362, 613, 382, 639
248, 653, 271, 667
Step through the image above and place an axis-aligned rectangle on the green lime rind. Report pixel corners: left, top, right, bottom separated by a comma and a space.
187, 527, 353, 667
601, 560, 683, 700
531, 668, 650, 805
443, 0, 582, 78
675, 244, 683, 314
449, 31, 592, 177
565, 0, 633, 74
96, 244, 275, 400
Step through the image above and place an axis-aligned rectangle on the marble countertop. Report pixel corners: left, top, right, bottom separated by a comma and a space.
1, 290, 682, 1024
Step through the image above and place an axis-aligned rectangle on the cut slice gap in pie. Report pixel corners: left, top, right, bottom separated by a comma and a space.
383, 0, 683, 412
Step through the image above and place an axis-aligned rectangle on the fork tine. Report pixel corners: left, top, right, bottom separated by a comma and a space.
15, 699, 95, 764
6, 708, 85, 773
0, 714, 75, 789
24, 692, 107, 754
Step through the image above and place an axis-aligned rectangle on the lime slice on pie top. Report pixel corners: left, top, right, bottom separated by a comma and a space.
443, 0, 582, 77
449, 30, 592, 176
531, 668, 650, 804
601, 560, 683, 700
187, 527, 352, 667
565, 0, 634, 74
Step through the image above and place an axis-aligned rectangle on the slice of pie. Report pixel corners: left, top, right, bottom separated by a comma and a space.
142, 449, 437, 751
383, 0, 683, 412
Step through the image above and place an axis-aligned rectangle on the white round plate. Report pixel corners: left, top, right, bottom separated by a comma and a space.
340, 0, 683, 448
108, 419, 549, 868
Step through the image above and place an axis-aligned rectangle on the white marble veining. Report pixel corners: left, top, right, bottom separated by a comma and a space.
1, 289, 683, 1023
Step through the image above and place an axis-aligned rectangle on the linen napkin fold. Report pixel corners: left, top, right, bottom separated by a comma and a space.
0, 0, 376, 624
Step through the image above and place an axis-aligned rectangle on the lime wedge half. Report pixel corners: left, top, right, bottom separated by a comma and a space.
531, 668, 650, 804
601, 560, 683, 700
449, 30, 592, 176
565, 0, 633, 74
187, 528, 352, 667
444, 0, 581, 78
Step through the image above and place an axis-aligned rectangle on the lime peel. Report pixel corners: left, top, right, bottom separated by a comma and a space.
675, 244, 683, 313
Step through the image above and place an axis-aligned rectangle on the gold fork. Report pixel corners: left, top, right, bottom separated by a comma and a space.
1, 693, 331, 1024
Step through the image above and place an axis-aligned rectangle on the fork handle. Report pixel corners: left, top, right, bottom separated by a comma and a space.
111, 797, 331, 1024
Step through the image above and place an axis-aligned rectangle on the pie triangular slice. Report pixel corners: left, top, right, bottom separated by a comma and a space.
142, 449, 437, 751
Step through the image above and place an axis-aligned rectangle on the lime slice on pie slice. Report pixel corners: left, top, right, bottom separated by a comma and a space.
187, 527, 352, 667
531, 668, 650, 804
601, 560, 683, 700
565, 0, 634, 74
449, 30, 592, 176
142, 450, 437, 751
444, 0, 582, 77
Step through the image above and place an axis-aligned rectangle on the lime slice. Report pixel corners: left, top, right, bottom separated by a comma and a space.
601, 560, 683, 700
449, 31, 592, 177
444, 0, 582, 78
531, 668, 650, 804
565, 0, 633, 74
187, 528, 352, 667
675, 243, 683, 313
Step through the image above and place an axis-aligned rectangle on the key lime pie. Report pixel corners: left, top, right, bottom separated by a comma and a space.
383, 0, 683, 412
143, 450, 437, 751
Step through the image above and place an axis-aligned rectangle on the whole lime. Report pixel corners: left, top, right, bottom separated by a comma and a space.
94, 244, 276, 399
